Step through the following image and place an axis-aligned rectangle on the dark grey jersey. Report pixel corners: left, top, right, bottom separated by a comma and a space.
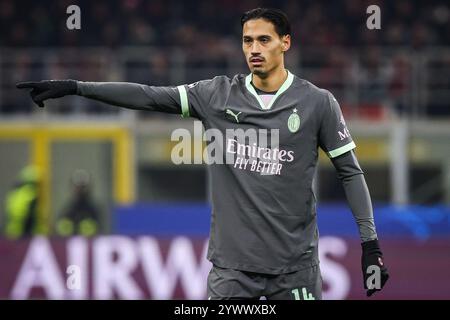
178, 71, 355, 274
78, 71, 367, 274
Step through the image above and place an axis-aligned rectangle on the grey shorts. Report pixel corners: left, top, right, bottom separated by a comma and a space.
207, 264, 322, 300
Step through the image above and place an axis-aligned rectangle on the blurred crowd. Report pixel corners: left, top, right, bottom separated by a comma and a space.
1, 0, 448, 48
0, 0, 449, 117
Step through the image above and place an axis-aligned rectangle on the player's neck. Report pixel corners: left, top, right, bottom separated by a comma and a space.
252, 67, 288, 93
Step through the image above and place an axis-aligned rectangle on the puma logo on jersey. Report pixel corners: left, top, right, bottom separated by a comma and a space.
226, 109, 242, 123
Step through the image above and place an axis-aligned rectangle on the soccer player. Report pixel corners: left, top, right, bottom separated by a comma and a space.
17, 8, 389, 299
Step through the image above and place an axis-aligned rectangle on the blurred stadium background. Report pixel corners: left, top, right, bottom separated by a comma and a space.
0, 0, 449, 299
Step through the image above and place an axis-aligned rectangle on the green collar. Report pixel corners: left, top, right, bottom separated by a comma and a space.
245, 70, 294, 110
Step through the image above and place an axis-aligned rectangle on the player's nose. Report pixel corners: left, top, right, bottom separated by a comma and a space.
250, 41, 262, 53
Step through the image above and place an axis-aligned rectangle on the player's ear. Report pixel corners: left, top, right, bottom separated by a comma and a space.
281, 35, 291, 52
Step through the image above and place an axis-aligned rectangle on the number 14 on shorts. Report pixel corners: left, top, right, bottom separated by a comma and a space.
291, 288, 315, 300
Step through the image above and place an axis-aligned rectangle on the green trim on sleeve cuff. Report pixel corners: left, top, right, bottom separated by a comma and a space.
328, 141, 356, 158
177, 85, 189, 118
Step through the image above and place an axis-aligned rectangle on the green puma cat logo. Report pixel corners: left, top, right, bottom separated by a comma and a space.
226, 109, 242, 123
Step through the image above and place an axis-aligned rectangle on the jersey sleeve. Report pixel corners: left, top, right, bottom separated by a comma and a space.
77, 81, 183, 114
177, 76, 226, 120
318, 90, 356, 158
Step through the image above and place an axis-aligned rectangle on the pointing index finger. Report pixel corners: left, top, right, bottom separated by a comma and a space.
16, 82, 39, 89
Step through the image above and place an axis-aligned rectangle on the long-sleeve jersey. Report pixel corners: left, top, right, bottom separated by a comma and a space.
77, 71, 377, 274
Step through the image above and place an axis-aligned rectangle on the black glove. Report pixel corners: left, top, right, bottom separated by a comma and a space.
16, 80, 78, 108
361, 239, 389, 297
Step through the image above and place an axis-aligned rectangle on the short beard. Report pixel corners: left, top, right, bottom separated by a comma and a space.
252, 69, 268, 79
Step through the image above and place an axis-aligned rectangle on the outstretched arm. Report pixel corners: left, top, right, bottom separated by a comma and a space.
16, 80, 182, 114
77, 81, 181, 114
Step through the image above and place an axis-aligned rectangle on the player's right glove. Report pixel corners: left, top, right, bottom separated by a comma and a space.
361, 239, 389, 297
16, 80, 78, 108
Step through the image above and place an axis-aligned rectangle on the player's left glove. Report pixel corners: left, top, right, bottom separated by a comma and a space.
361, 239, 389, 297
